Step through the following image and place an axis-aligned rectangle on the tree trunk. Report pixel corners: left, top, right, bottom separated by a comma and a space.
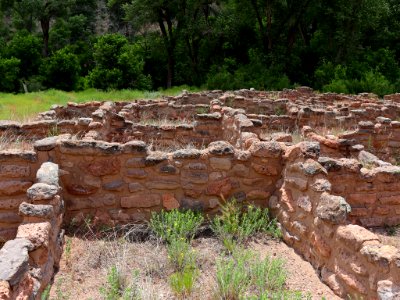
40, 18, 50, 57
167, 51, 174, 89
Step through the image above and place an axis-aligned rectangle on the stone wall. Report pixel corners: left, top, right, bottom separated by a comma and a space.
340, 120, 400, 163
2, 88, 400, 299
271, 142, 400, 299
318, 155, 400, 228
0, 162, 64, 299
0, 151, 41, 242
34, 139, 283, 226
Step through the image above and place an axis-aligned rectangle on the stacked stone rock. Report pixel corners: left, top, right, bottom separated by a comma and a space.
4, 88, 400, 148
32, 138, 283, 225
272, 142, 400, 299
1, 88, 400, 299
0, 162, 64, 299
0, 151, 39, 242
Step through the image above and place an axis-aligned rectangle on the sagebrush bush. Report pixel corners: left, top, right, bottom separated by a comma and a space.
149, 209, 204, 243
211, 199, 281, 247
169, 267, 198, 297
99, 266, 140, 300
215, 249, 295, 299
167, 238, 197, 272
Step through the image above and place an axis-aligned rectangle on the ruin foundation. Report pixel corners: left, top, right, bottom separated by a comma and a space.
1, 87, 400, 299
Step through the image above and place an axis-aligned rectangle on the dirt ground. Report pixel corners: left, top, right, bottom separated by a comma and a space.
49, 232, 341, 300
369, 226, 400, 249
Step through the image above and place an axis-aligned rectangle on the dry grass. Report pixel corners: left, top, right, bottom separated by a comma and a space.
0, 131, 34, 151
148, 139, 206, 153
138, 113, 195, 127
369, 226, 400, 249
49, 224, 340, 300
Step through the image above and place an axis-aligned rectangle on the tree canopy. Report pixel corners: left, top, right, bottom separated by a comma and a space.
0, 0, 399, 95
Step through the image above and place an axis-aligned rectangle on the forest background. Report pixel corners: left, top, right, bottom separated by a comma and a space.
0, 0, 399, 97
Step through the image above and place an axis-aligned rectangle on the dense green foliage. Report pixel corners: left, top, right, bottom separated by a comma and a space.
149, 209, 204, 243
1, 0, 399, 95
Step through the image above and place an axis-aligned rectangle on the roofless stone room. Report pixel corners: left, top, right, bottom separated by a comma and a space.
0, 88, 399, 299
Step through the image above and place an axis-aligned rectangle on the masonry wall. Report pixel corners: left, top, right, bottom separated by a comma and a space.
271, 142, 400, 299
340, 120, 400, 163
34, 139, 283, 226
0, 152, 41, 242
318, 156, 400, 228
0, 162, 64, 299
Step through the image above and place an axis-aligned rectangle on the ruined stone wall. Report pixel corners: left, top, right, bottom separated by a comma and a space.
0, 162, 64, 299
319, 156, 400, 228
340, 120, 400, 163
2, 88, 400, 299
0, 152, 41, 242
271, 142, 400, 299
34, 139, 283, 226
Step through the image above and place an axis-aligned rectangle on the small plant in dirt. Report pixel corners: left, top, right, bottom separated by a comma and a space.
167, 238, 197, 272
149, 209, 204, 243
169, 267, 198, 298
100, 266, 140, 300
41, 285, 51, 300
196, 106, 209, 114
54, 278, 70, 300
211, 199, 281, 249
215, 248, 304, 299
215, 249, 253, 298
385, 224, 400, 236
64, 238, 72, 268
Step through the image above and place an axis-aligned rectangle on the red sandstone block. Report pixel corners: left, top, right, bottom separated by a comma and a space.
374, 206, 390, 215
121, 194, 161, 208
379, 195, 400, 205
348, 193, 377, 205
162, 194, 180, 210
349, 208, 369, 217
336, 225, 380, 251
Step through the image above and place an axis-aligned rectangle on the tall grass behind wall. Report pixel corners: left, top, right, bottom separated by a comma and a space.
0, 86, 202, 121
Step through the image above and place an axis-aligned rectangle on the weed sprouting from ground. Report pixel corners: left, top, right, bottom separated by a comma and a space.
150, 209, 203, 297
211, 199, 281, 251
50, 211, 330, 299
215, 248, 310, 299
149, 209, 204, 243
100, 266, 141, 300
166, 238, 197, 272
169, 267, 198, 297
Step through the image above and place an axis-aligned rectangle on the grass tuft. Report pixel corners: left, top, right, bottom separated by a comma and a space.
149, 209, 204, 244
211, 199, 281, 251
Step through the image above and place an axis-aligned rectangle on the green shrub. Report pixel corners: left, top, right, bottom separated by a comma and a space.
211, 199, 281, 247
149, 209, 204, 243
169, 267, 198, 297
215, 249, 253, 299
167, 238, 197, 272
359, 70, 394, 97
0, 57, 20, 92
215, 249, 293, 299
100, 266, 140, 300
87, 34, 151, 90
206, 68, 235, 91
40, 47, 81, 91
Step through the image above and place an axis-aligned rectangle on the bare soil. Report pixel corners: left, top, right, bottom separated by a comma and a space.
369, 226, 400, 249
49, 232, 341, 300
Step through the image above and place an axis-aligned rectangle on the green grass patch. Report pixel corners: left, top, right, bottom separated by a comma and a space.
149, 209, 204, 244
211, 199, 282, 252
215, 248, 309, 299
0, 85, 202, 121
